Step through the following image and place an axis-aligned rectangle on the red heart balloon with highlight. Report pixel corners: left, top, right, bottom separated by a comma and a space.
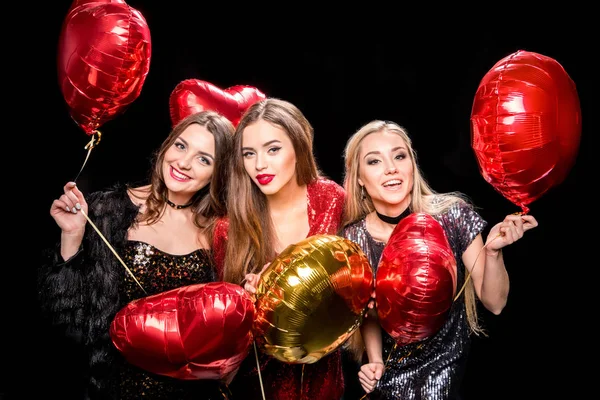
58, 0, 151, 135
376, 213, 457, 346
169, 79, 266, 127
110, 282, 255, 382
471, 50, 581, 213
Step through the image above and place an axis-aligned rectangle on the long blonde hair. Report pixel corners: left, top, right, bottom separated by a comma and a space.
222, 98, 321, 285
342, 120, 485, 361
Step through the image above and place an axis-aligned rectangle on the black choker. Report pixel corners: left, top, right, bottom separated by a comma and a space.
375, 207, 411, 225
165, 198, 193, 209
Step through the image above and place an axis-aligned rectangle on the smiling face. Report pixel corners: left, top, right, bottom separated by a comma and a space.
161, 123, 215, 203
241, 119, 298, 196
358, 130, 414, 214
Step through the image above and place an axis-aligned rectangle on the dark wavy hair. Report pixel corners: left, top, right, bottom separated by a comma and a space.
132, 110, 234, 235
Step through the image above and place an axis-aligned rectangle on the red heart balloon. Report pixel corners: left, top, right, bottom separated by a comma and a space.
110, 282, 255, 382
471, 50, 581, 213
376, 213, 457, 346
169, 79, 266, 127
58, 0, 151, 135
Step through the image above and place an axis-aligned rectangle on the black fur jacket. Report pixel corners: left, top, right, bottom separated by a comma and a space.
38, 183, 139, 399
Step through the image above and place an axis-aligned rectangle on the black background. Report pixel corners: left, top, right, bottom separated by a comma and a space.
23, 3, 594, 399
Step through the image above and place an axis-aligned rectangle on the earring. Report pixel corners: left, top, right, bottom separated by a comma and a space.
361, 185, 366, 200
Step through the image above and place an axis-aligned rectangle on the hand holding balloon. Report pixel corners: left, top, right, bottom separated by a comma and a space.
358, 361, 384, 394
485, 214, 539, 256
243, 263, 269, 295
50, 182, 89, 260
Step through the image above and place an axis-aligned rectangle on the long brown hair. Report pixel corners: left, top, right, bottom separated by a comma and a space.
222, 98, 320, 284
342, 120, 485, 361
132, 110, 234, 239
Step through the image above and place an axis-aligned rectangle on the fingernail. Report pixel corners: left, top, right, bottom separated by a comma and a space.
71, 208, 78, 214
66, 206, 70, 212
75, 203, 81, 210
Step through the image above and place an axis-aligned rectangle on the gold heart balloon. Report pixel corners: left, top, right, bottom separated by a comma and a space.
253, 234, 373, 364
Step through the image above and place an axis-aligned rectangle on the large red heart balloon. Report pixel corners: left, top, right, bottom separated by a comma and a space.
58, 0, 151, 135
169, 79, 266, 127
471, 50, 581, 213
376, 213, 457, 346
110, 282, 255, 382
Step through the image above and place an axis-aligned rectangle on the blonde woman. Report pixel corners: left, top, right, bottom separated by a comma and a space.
340, 120, 538, 399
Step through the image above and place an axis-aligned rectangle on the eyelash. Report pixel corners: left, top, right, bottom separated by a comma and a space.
242, 146, 282, 158
367, 153, 406, 165
174, 142, 211, 165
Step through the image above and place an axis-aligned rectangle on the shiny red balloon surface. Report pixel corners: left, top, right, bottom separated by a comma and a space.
110, 282, 255, 381
376, 213, 457, 346
471, 50, 581, 213
58, 0, 151, 135
169, 79, 266, 127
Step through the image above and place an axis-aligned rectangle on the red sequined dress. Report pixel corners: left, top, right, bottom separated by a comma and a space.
212, 178, 346, 400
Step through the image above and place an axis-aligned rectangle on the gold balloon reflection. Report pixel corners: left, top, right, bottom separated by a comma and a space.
253, 234, 373, 364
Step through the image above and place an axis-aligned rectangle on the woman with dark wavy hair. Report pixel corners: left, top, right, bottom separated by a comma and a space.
39, 110, 234, 399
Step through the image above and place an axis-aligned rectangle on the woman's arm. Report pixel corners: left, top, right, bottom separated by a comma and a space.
463, 214, 538, 314
358, 310, 385, 393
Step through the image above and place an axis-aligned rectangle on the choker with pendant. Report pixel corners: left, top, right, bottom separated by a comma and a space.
375, 207, 411, 225
165, 197, 193, 210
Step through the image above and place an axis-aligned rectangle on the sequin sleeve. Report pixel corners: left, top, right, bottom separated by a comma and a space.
437, 200, 487, 256
211, 217, 229, 281
307, 178, 346, 236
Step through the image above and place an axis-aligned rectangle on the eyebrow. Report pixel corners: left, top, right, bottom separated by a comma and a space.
177, 137, 215, 160
363, 146, 406, 159
242, 139, 282, 151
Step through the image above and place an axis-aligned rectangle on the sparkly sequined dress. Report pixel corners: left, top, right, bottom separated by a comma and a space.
116, 241, 221, 399
212, 178, 347, 400
341, 200, 486, 400
38, 184, 225, 399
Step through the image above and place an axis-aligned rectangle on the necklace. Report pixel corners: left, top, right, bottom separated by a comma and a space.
375, 207, 411, 225
165, 198, 193, 209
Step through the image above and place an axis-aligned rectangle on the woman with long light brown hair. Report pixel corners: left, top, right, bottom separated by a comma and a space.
213, 98, 346, 400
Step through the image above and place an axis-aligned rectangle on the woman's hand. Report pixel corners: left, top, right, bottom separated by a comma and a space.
486, 214, 538, 255
50, 182, 88, 235
243, 263, 269, 294
364, 289, 376, 317
50, 182, 89, 260
358, 361, 384, 394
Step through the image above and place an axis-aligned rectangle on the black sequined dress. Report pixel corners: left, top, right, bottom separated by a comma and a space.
341, 200, 486, 400
116, 241, 221, 399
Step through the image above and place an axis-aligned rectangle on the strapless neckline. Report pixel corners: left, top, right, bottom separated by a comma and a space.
126, 240, 210, 257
